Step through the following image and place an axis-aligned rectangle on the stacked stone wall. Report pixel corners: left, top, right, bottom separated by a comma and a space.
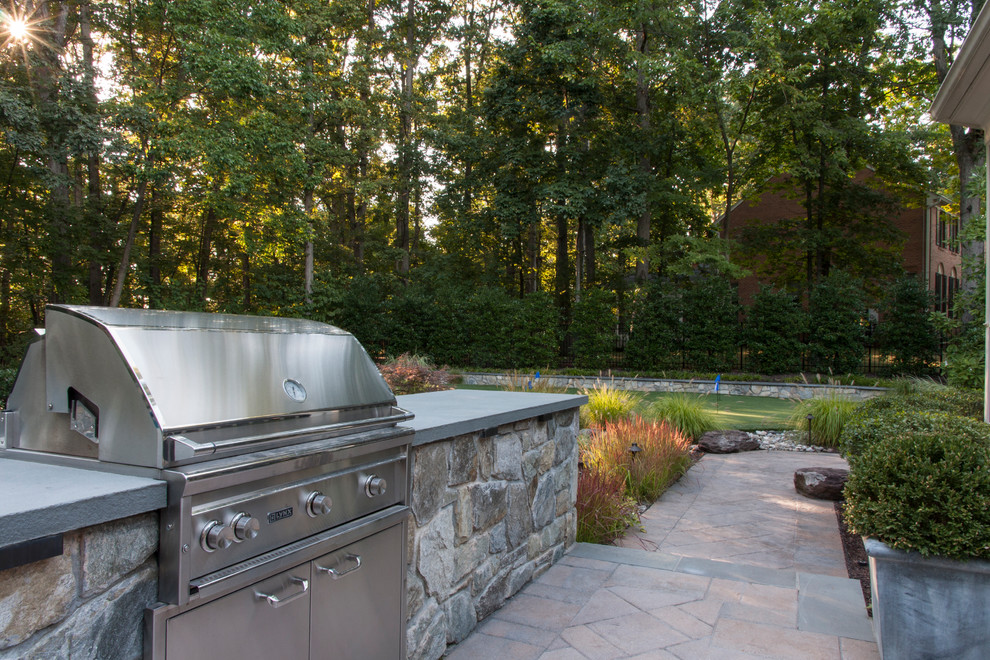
0, 513, 158, 660
461, 373, 886, 402
405, 410, 579, 659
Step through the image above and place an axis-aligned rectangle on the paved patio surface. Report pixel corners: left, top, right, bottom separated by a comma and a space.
445, 451, 877, 659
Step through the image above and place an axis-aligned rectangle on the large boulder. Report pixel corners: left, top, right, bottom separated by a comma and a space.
794, 467, 849, 501
698, 430, 760, 453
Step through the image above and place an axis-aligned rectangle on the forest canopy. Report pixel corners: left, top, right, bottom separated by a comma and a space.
0, 0, 984, 367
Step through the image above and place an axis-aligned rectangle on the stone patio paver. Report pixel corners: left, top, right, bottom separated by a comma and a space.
444, 452, 878, 659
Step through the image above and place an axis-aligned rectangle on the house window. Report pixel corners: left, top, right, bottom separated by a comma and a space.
948, 268, 959, 318
935, 266, 945, 313
937, 209, 947, 248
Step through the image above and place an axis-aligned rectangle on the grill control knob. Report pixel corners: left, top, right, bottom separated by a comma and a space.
231, 513, 260, 541
365, 475, 387, 498
201, 521, 235, 552
306, 492, 333, 517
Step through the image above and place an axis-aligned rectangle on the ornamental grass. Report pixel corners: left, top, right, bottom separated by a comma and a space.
575, 467, 639, 544
643, 394, 719, 441
582, 417, 693, 504
499, 370, 568, 393
579, 381, 642, 428
787, 391, 856, 448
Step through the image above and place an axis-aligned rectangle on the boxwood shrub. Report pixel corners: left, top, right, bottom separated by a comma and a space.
839, 387, 986, 457
843, 428, 990, 560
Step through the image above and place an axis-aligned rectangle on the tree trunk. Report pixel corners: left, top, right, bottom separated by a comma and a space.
635, 24, 651, 283
197, 207, 218, 303
31, 1, 73, 303
109, 177, 148, 307
526, 221, 540, 294
241, 251, 251, 310
81, 0, 106, 306
148, 187, 162, 307
395, 0, 416, 276
304, 187, 315, 303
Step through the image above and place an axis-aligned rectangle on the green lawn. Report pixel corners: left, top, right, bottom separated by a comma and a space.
455, 384, 796, 431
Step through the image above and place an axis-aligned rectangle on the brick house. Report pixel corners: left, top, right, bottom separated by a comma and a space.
722, 172, 962, 311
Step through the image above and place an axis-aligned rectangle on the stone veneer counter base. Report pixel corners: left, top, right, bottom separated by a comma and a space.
397, 389, 586, 660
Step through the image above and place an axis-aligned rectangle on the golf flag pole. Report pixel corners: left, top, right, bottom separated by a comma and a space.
715, 374, 721, 414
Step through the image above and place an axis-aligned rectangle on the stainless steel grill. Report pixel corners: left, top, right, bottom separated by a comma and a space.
1, 305, 413, 660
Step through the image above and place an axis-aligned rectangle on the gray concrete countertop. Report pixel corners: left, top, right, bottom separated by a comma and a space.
0, 458, 165, 548
0, 389, 583, 550
397, 389, 587, 446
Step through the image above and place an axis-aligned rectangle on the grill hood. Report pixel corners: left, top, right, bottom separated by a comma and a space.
2, 305, 407, 469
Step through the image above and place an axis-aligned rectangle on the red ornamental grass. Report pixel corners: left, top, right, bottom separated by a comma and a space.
576, 465, 639, 544
584, 417, 693, 504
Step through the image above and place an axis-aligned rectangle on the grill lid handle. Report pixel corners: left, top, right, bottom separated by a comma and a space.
166, 435, 216, 461
164, 407, 413, 463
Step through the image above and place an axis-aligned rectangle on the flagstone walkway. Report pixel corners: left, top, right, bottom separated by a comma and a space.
445, 451, 877, 659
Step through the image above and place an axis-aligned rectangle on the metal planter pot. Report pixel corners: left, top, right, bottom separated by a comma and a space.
865, 538, 990, 660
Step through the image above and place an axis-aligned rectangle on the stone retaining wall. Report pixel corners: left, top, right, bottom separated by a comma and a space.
405, 409, 579, 659
0, 513, 158, 660
460, 373, 886, 402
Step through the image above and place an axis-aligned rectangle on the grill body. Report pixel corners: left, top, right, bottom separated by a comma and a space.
0, 305, 413, 660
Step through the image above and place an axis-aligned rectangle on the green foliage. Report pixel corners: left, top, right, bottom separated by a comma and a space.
744, 286, 806, 374
581, 418, 693, 504
875, 276, 938, 375
839, 385, 985, 457
580, 381, 642, 428
840, 401, 990, 459
506, 293, 560, 367
625, 281, 681, 371
807, 271, 868, 373
680, 277, 739, 372
0, 368, 17, 410
943, 323, 985, 390
643, 394, 720, 441
788, 392, 857, 448
571, 290, 616, 370
844, 429, 990, 560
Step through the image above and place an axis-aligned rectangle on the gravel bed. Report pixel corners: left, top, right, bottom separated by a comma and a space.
748, 430, 837, 453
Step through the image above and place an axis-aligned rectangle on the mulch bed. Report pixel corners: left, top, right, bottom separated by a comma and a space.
834, 501, 872, 615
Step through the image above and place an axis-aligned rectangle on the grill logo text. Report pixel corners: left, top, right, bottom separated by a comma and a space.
268, 507, 293, 523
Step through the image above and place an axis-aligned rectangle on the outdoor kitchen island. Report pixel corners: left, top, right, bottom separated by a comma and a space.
0, 388, 584, 660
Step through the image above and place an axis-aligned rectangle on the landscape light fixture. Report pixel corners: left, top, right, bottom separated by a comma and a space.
806, 414, 813, 446
629, 442, 642, 460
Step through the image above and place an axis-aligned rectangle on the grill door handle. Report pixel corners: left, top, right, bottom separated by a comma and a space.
316, 554, 362, 579
255, 576, 309, 608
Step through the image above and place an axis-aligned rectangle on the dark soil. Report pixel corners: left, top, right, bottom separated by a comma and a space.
834, 501, 872, 615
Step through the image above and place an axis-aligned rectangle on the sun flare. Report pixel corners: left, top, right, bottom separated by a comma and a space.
6, 16, 28, 42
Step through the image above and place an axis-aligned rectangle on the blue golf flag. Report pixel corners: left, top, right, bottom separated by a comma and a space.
715, 374, 721, 393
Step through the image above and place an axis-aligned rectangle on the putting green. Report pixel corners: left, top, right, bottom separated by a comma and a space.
454, 384, 797, 431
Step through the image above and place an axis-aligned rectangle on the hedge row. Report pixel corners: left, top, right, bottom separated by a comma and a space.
318, 272, 938, 375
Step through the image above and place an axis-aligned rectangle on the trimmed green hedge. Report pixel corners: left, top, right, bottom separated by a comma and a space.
839, 388, 987, 457
844, 429, 990, 560
843, 384, 990, 559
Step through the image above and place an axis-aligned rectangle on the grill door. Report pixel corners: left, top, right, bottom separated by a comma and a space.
165, 564, 312, 660
310, 523, 404, 659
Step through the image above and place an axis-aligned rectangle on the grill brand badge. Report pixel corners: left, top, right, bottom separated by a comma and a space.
268, 506, 293, 524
